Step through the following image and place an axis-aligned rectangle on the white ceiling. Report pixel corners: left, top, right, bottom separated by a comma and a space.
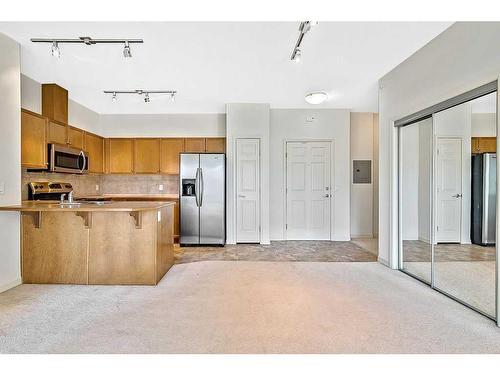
0, 22, 452, 114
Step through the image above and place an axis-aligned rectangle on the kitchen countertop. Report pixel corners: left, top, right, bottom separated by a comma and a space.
77, 193, 179, 200
0, 200, 175, 212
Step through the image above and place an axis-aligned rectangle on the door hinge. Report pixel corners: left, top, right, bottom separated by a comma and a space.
285, 152, 288, 158
437, 226, 439, 232
286, 224, 288, 230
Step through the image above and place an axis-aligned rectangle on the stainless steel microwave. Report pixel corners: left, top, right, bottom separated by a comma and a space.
49, 143, 88, 174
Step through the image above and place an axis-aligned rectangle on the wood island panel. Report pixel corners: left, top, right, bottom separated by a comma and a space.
88, 210, 157, 285
22, 212, 89, 284
156, 205, 175, 283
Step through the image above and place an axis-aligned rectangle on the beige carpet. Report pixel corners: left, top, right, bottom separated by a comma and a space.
1, 261, 500, 354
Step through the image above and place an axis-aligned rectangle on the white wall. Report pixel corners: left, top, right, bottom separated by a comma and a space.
21, 74, 101, 134
226, 103, 270, 244
269, 109, 351, 241
471, 113, 496, 136
350, 112, 374, 238
0, 33, 21, 293
434, 102, 472, 244
100, 113, 226, 138
378, 22, 500, 267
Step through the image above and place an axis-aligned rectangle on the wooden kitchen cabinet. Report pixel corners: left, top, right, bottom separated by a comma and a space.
106, 138, 134, 173
84, 132, 105, 173
42, 84, 68, 124
472, 137, 496, 154
184, 138, 206, 152
160, 138, 184, 174
206, 137, 226, 153
68, 126, 84, 149
21, 109, 48, 169
134, 138, 160, 173
47, 120, 68, 145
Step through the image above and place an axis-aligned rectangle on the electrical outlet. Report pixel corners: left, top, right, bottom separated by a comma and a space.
95, 184, 100, 191
306, 116, 315, 123
0, 182, 4, 195
158, 184, 164, 191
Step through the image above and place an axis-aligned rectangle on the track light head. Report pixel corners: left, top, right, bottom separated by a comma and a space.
111, 92, 117, 103
123, 41, 132, 58
51, 41, 60, 58
144, 93, 150, 103
292, 48, 301, 62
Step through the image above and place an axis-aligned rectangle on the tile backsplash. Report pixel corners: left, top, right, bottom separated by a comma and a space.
22, 169, 179, 199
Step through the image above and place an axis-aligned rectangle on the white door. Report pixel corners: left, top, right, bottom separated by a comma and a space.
436, 138, 462, 243
286, 141, 331, 240
236, 138, 260, 243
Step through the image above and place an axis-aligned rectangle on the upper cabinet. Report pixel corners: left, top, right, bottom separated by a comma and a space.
184, 138, 206, 152
134, 138, 160, 173
206, 138, 226, 153
160, 138, 185, 175
68, 126, 84, 149
21, 109, 47, 169
106, 138, 134, 174
472, 137, 496, 154
84, 132, 105, 173
47, 120, 68, 145
42, 84, 68, 124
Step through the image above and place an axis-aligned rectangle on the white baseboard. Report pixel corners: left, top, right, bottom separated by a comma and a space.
377, 256, 391, 268
0, 278, 22, 294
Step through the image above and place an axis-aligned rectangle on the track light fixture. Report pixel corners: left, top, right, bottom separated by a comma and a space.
31, 37, 143, 58
104, 90, 177, 103
290, 21, 318, 62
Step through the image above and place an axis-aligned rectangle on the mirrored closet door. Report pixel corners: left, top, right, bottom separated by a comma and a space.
433, 91, 497, 318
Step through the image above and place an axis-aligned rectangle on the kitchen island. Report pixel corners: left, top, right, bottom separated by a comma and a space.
0, 201, 175, 285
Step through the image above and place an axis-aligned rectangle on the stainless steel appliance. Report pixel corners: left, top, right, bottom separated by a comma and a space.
180, 153, 225, 246
28, 181, 73, 200
49, 143, 88, 174
471, 153, 496, 245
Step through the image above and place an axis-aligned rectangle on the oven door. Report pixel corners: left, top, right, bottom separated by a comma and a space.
49, 144, 88, 174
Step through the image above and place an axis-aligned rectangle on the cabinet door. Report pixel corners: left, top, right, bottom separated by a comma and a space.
68, 126, 84, 149
479, 137, 496, 153
134, 138, 160, 173
206, 138, 226, 153
21, 110, 47, 168
47, 120, 68, 145
107, 139, 134, 173
160, 138, 184, 174
471, 138, 480, 153
184, 138, 206, 152
85, 132, 104, 173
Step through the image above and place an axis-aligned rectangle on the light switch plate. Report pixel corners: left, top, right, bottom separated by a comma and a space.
158, 184, 164, 191
95, 184, 100, 191
0, 182, 5, 195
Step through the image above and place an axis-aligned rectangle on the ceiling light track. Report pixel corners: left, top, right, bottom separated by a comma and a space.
31, 37, 143, 58
290, 21, 318, 62
104, 90, 177, 103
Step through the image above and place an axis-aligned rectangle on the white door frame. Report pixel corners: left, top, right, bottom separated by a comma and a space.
283, 139, 335, 240
234, 137, 262, 243
433, 136, 463, 244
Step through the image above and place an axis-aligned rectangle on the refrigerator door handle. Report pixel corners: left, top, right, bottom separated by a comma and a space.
195, 167, 201, 207
199, 168, 204, 207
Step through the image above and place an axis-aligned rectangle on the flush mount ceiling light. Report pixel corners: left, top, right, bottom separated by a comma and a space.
103, 90, 177, 103
305, 91, 328, 104
31, 37, 143, 58
290, 21, 318, 62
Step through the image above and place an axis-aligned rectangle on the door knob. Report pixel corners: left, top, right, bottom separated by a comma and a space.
324, 194, 330, 198
238, 194, 247, 198
452, 194, 462, 198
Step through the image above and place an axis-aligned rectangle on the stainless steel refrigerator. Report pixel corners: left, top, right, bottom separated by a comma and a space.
180, 153, 225, 246
471, 153, 496, 246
